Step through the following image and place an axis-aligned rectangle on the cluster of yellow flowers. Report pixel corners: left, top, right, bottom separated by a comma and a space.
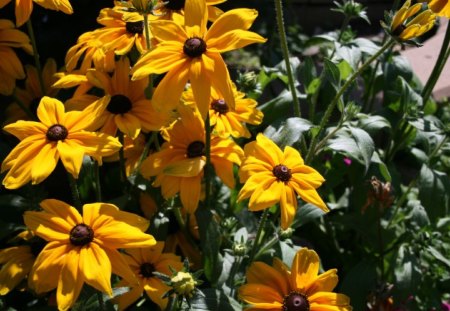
0, 0, 447, 309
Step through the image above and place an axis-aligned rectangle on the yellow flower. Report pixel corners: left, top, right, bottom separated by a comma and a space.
1, 96, 122, 189
390, 0, 436, 41
114, 242, 183, 310
4, 58, 58, 124
131, 0, 266, 115
0, 19, 32, 95
141, 105, 244, 213
422, 0, 450, 18
85, 57, 172, 139
24, 199, 156, 311
0, 0, 72, 26
237, 134, 328, 230
182, 83, 263, 137
104, 133, 146, 176
152, 0, 226, 23
239, 248, 352, 311
0, 246, 35, 295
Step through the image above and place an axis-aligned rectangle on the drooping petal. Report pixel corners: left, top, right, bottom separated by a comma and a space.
180, 175, 202, 214
30, 143, 59, 185
279, 185, 297, 230
238, 284, 284, 308
249, 180, 283, 211
57, 141, 85, 178
79, 243, 112, 295
190, 57, 212, 119
290, 180, 329, 212
245, 261, 289, 296
115, 113, 141, 139
205, 53, 235, 110
163, 157, 205, 177
104, 248, 138, 286
57, 248, 84, 311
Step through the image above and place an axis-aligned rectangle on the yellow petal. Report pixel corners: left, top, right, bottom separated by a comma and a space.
249, 179, 282, 211
151, 20, 187, 42
205, 8, 259, 41
205, 53, 235, 110
190, 57, 212, 119
279, 185, 297, 230
180, 175, 202, 214
104, 248, 138, 286
57, 141, 85, 178
40, 198, 83, 226
163, 157, 205, 177
245, 261, 289, 295
115, 113, 141, 140
184, 0, 207, 35
290, 180, 329, 212
80, 243, 112, 295
309, 292, 352, 309
306, 269, 339, 295
57, 248, 84, 311
36, 96, 66, 127
24, 211, 72, 242
3, 120, 47, 140
115, 284, 144, 310
291, 248, 320, 292
207, 29, 267, 53
238, 284, 284, 307
30, 143, 59, 185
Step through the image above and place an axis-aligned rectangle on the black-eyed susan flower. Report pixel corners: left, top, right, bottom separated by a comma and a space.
237, 134, 328, 230
24, 199, 156, 311
84, 57, 172, 139
387, 0, 436, 41
140, 105, 244, 213
4, 58, 58, 124
422, 0, 450, 18
152, 0, 225, 23
0, 245, 35, 295
114, 242, 183, 310
1, 96, 121, 189
182, 83, 263, 137
0, 0, 72, 26
0, 19, 32, 95
131, 0, 266, 115
239, 248, 352, 311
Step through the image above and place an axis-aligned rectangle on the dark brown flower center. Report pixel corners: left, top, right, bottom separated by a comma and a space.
164, 0, 185, 11
273, 164, 292, 183
69, 224, 94, 246
283, 291, 310, 311
126, 21, 144, 34
211, 99, 229, 114
46, 124, 68, 141
107, 94, 133, 115
140, 262, 155, 278
183, 37, 207, 58
187, 141, 205, 158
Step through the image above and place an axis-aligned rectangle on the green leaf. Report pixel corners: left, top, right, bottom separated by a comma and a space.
353, 38, 380, 56
263, 117, 313, 148
418, 164, 450, 221
358, 115, 392, 135
196, 206, 222, 283
323, 58, 341, 89
335, 44, 361, 70
326, 126, 375, 171
340, 260, 377, 310
292, 203, 326, 228
299, 57, 320, 95
371, 152, 391, 182
258, 90, 306, 127
406, 199, 430, 227
426, 246, 450, 269
189, 289, 241, 311
386, 76, 422, 114
394, 244, 421, 300
337, 60, 353, 80
384, 55, 413, 84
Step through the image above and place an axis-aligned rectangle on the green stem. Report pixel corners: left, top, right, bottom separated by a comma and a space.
421, 22, 450, 103
97, 292, 105, 311
204, 114, 212, 208
117, 132, 128, 186
94, 161, 102, 202
26, 20, 46, 96
274, 0, 301, 118
173, 206, 186, 231
249, 208, 270, 262
329, 15, 351, 60
67, 173, 82, 210
305, 39, 396, 164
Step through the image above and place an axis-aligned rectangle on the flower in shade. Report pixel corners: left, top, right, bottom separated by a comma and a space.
237, 134, 328, 229
388, 0, 435, 41
84, 57, 172, 139
1, 96, 122, 189
0, 0, 72, 26
114, 242, 183, 310
24, 199, 156, 311
0, 245, 35, 295
421, 0, 450, 18
239, 248, 352, 311
4, 58, 58, 125
182, 83, 263, 137
131, 0, 266, 115
140, 105, 244, 213
0, 19, 32, 95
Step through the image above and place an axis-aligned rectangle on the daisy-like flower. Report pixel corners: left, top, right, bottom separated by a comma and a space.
0, 245, 36, 295
141, 105, 244, 213
239, 248, 352, 311
1, 96, 122, 189
84, 57, 172, 139
0, 0, 72, 26
182, 83, 263, 137
0, 19, 32, 95
114, 242, 183, 310
388, 0, 436, 41
4, 58, 58, 124
237, 134, 328, 230
422, 0, 450, 18
24, 199, 156, 311
131, 0, 266, 115
151, 0, 225, 23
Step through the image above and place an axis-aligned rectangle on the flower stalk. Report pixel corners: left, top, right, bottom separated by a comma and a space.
305, 38, 396, 164
249, 208, 270, 262
421, 21, 450, 103
274, 0, 301, 118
